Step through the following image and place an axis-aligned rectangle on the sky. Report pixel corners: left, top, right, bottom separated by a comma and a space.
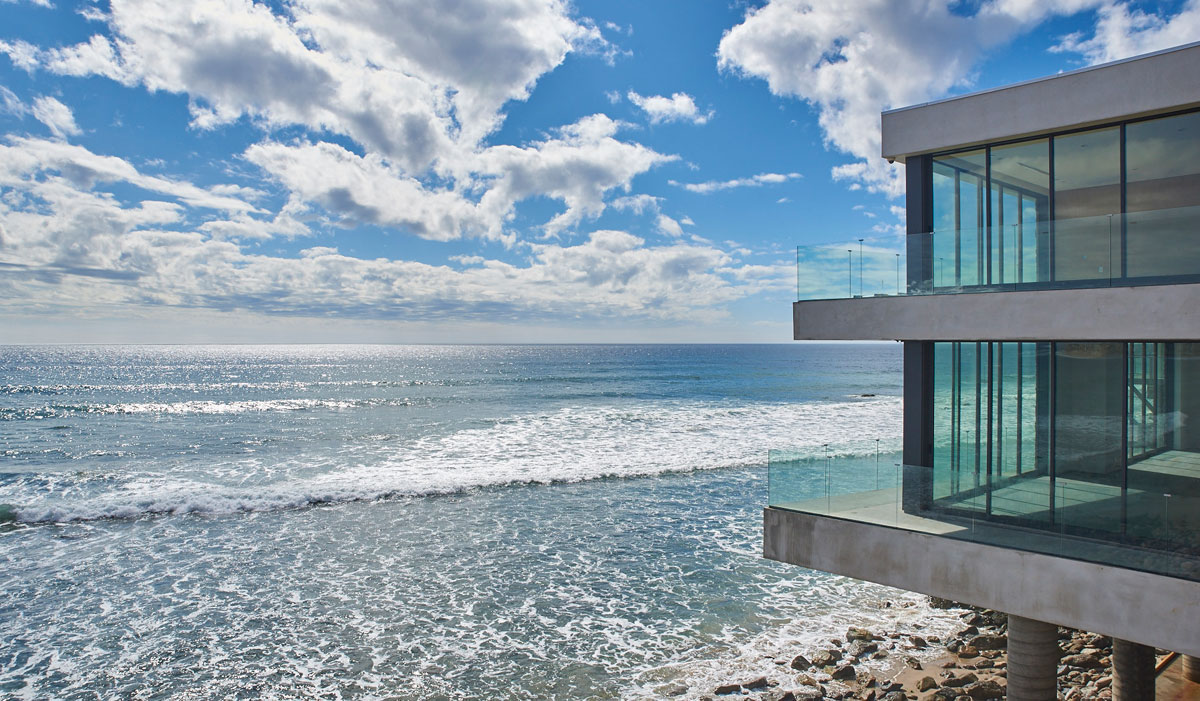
0, 0, 1196, 343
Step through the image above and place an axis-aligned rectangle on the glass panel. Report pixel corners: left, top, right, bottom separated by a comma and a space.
1053, 128, 1120, 281
1125, 112, 1200, 279
990, 139, 1049, 285
1054, 342, 1125, 536
932, 150, 986, 288
1126, 343, 1200, 554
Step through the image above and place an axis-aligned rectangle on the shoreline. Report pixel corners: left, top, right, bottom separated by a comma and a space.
681, 598, 1157, 700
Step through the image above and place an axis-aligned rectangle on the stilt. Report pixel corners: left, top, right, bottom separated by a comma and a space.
1007, 615, 1060, 700
1112, 638, 1155, 700
1182, 654, 1200, 683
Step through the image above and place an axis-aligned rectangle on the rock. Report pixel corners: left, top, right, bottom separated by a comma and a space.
743, 676, 769, 690
957, 646, 979, 659
927, 636, 942, 644
957, 625, 979, 637
941, 672, 978, 688
713, 682, 741, 695
916, 676, 939, 691
962, 613, 985, 626
661, 684, 689, 696
979, 650, 1000, 659
849, 640, 879, 657
1062, 653, 1105, 669
856, 671, 876, 687
860, 691, 876, 701
790, 654, 812, 671
905, 656, 923, 671
941, 661, 958, 669
910, 635, 928, 648
968, 634, 1006, 650
847, 627, 875, 641
812, 649, 843, 666
973, 660, 993, 669
963, 680, 1004, 699
929, 596, 959, 609
928, 689, 960, 701
946, 640, 962, 654
832, 638, 844, 647
830, 663, 857, 681
1096, 675, 1112, 689
791, 690, 824, 701
879, 692, 906, 701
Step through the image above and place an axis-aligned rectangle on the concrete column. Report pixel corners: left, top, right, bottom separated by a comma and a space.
1007, 615, 1060, 701
1182, 654, 1200, 683
1112, 638, 1155, 700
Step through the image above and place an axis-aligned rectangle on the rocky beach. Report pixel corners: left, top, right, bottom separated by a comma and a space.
692, 598, 1169, 701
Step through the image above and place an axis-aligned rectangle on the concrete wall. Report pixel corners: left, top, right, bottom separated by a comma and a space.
793, 283, 1200, 341
882, 42, 1200, 162
764, 507, 1200, 657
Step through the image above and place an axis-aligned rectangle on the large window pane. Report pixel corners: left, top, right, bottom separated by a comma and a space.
1125, 111, 1200, 279
1053, 128, 1120, 281
1126, 343, 1200, 553
1054, 342, 1124, 535
932, 150, 986, 287
990, 140, 1049, 284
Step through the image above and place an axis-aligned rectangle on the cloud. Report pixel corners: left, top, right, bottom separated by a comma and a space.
717, 0, 1108, 197
656, 213, 684, 238
30, 96, 80, 139
5, 0, 606, 175
1051, 1, 1200, 64
627, 90, 712, 125
476, 114, 675, 236
670, 171, 801, 194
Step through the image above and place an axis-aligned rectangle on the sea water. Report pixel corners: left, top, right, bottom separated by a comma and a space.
0, 344, 960, 699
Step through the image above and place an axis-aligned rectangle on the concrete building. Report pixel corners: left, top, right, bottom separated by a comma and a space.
767, 42, 1200, 700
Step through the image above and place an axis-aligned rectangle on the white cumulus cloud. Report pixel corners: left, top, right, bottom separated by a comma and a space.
670, 171, 801, 195
30, 96, 80, 139
627, 90, 712, 125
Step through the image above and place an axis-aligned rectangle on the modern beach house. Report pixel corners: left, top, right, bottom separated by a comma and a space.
767, 43, 1200, 700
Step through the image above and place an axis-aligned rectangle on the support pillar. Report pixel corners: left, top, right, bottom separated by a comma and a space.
1184, 655, 1200, 683
1112, 638, 1155, 700
1007, 615, 1060, 701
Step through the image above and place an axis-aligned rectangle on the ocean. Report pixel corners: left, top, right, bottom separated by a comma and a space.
0, 343, 960, 699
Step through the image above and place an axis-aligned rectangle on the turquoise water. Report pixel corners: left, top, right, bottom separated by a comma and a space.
0, 344, 956, 699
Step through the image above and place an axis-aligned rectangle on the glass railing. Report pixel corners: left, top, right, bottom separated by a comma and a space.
796, 205, 1200, 301
766, 452, 1200, 581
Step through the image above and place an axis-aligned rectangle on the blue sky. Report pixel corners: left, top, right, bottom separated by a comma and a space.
0, 0, 1195, 343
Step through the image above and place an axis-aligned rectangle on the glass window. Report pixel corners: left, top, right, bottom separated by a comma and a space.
1053, 342, 1125, 536
932, 150, 986, 287
1053, 128, 1121, 281
1125, 111, 1200, 279
1126, 343, 1200, 552
990, 139, 1049, 284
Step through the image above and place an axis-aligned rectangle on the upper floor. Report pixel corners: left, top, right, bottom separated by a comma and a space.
795, 42, 1200, 341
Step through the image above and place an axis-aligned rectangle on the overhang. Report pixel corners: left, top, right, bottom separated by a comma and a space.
793, 282, 1200, 341
764, 507, 1200, 657
882, 42, 1200, 162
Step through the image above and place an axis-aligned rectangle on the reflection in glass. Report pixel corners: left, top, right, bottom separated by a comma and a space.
1126, 112, 1200, 278
932, 150, 985, 287
990, 139, 1049, 284
1053, 128, 1120, 281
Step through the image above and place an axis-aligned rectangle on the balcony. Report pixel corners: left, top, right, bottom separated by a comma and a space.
767, 452, 1200, 581
792, 207, 1200, 341
763, 452, 1200, 657
796, 205, 1200, 302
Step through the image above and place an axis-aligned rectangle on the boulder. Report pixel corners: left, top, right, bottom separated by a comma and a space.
968, 634, 1006, 650
1062, 653, 1105, 669
941, 672, 978, 688
916, 676, 938, 691
957, 646, 979, 659
964, 680, 1005, 699
713, 683, 741, 695
812, 649, 843, 666
830, 663, 857, 681
905, 656, 923, 671
847, 626, 875, 641
789, 654, 812, 671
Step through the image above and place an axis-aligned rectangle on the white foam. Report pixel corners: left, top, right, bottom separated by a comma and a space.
10, 397, 901, 524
